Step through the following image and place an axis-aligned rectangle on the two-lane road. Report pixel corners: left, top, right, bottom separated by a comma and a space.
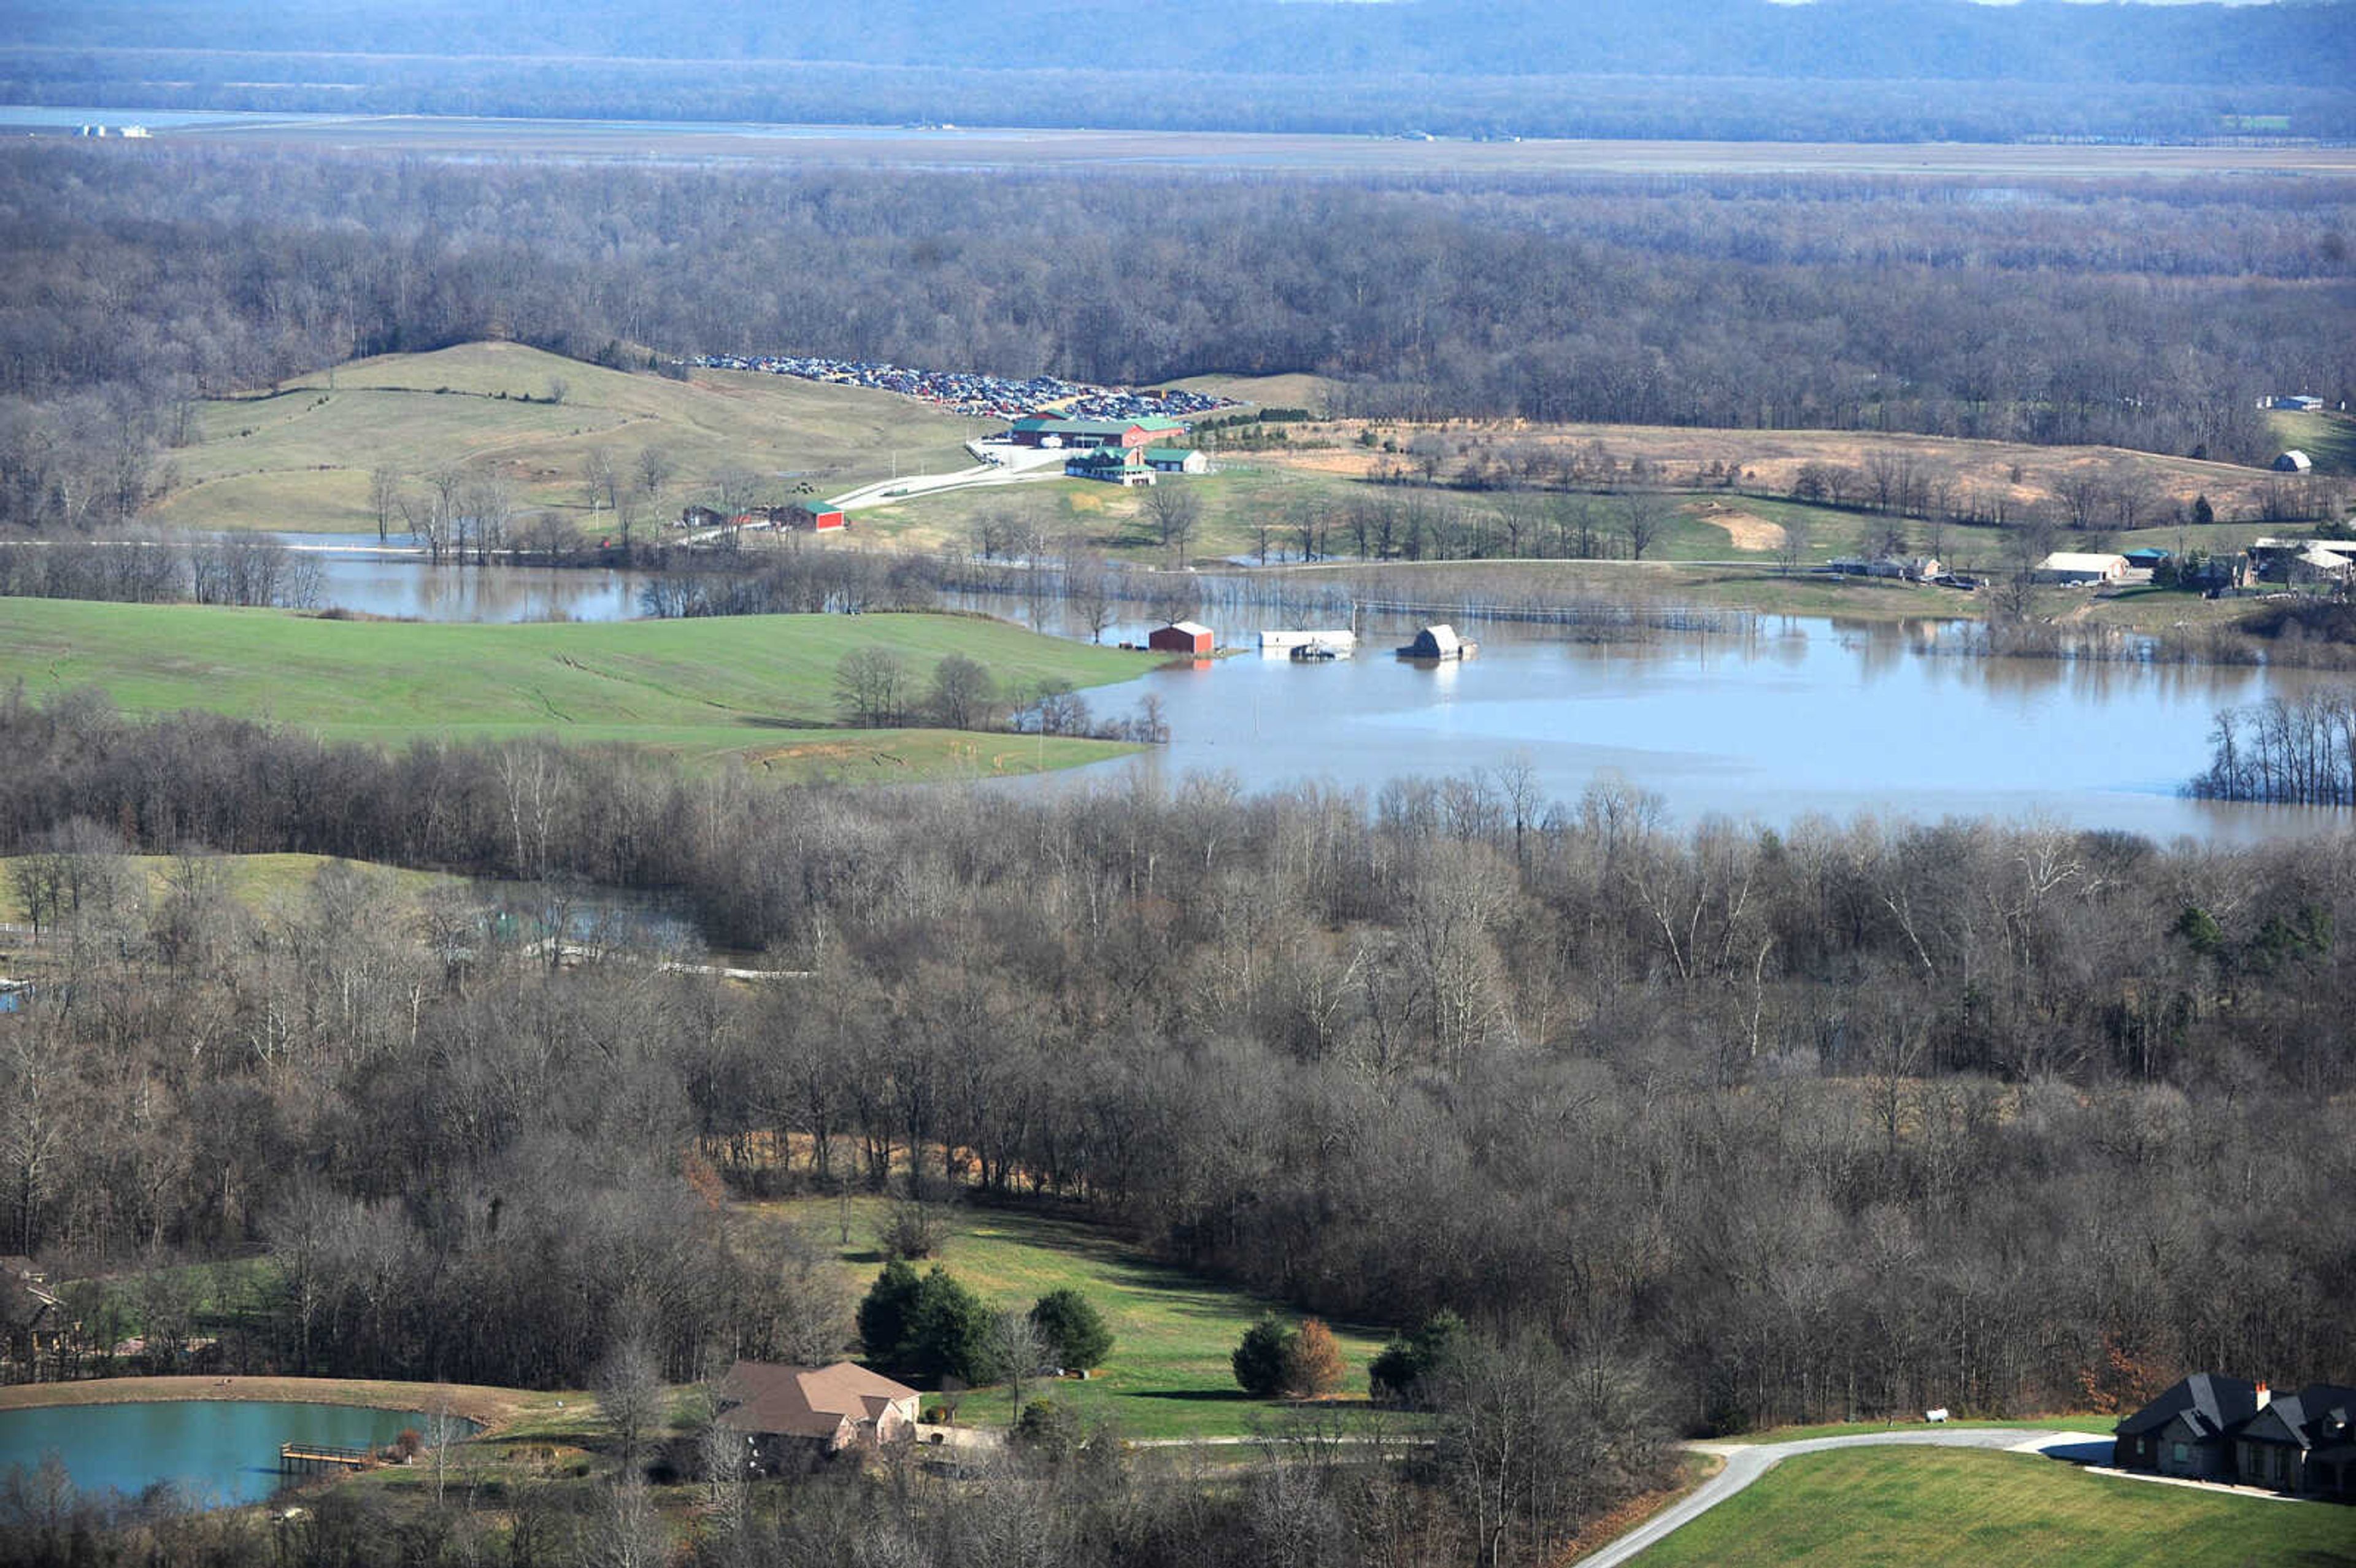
1576, 1428, 2112, 1566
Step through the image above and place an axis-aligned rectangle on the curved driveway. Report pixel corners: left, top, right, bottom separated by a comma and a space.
1576, 1428, 2110, 1566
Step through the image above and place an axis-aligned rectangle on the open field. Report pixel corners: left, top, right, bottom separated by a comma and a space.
147, 117, 2356, 179
2269, 409, 2356, 475
153, 341, 986, 534
1629, 1447, 2355, 1567
739, 1196, 1396, 1440
0, 850, 455, 928
0, 600, 1155, 777
1257, 418, 2295, 526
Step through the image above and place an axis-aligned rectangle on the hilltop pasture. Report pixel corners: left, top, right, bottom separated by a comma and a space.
152, 342, 987, 534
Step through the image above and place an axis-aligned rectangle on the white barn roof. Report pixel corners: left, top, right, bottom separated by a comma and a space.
2041, 552, 2128, 574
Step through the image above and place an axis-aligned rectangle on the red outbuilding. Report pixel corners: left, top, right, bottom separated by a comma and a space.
1147, 620, 1214, 655
795, 505, 847, 531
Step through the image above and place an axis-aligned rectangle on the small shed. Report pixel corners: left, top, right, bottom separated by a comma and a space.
1148, 620, 1214, 655
2122, 547, 2172, 570
1399, 624, 1474, 659
794, 504, 847, 531
2274, 450, 2314, 474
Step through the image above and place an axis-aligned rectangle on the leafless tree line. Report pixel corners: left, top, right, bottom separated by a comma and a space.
0, 690, 2349, 1455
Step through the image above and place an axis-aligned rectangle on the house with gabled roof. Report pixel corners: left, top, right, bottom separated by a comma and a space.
2112, 1372, 2263, 1482
2235, 1383, 2356, 1499
713, 1359, 920, 1467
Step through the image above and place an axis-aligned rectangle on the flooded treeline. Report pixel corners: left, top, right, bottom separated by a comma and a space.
0, 536, 324, 609
2, 685, 2350, 1474
2193, 687, 2356, 805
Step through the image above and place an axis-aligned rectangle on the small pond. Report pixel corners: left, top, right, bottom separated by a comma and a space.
0, 1399, 461, 1508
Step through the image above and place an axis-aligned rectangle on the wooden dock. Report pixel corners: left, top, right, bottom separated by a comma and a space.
280, 1441, 374, 1474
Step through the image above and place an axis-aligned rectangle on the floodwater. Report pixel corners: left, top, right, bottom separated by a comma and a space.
1053, 613, 2345, 843
273, 552, 2341, 839
283, 539, 652, 623
0, 1400, 459, 1508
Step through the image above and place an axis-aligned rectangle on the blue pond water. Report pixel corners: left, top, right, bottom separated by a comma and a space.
0, 1400, 447, 1508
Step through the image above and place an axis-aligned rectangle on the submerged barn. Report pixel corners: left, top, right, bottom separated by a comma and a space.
1148, 620, 1214, 655
1399, 624, 1474, 659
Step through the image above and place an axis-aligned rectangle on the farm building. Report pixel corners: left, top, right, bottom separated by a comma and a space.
1066, 448, 1153, 486
1824, 556, 1942, 582
714, 1360, 920, 1465
1010, 415, 1191, 450
791, 504, 847, 531
2122, 547, 2172, 571
2037, 551, 2130, 584
1147, 621, 1214, 655
1399, 624, 1475, 659
1144, 447, 1209, 474
2274, 450, 2314, 474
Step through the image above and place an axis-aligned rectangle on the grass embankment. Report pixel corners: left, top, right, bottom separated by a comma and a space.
152, 342, 986, 534
0, 1375, 562, 1437
740, 1196, 1395, 1441
1712, 1416, 2111, 1445
1633, 1447, 2354, 1567
0, 600, 1156, 779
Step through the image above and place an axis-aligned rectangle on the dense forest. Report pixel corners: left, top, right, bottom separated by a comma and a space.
1, 145, 2349, 535
2, 691, 2349, 1426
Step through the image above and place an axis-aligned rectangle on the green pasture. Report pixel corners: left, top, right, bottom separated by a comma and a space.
0, 850, 455, 927
1633, 1447, 2354, 1567
153, 342, 987, 534
2268, 410, 2356, 477
0, 599, 1155, 778
742, 1196, 1397, 1441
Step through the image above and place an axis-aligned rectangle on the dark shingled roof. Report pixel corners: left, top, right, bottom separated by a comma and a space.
2246, 1384, 2356, 1450
2114, 1374, 2263, 1440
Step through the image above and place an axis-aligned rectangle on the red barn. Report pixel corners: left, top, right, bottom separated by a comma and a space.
795, 504, 847, 531
1147, 620, 1214, 655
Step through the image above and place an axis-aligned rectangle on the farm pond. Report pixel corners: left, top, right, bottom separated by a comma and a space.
0, 1400, 466, 1508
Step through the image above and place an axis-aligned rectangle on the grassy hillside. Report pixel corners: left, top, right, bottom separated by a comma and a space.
0, 600, 1156, 778
1634, 1447, 2354, 1567
742, 1196, 1395, 1440
0, 851, 455, 927
2267, 409, 2356, 475
153, 342, 987, 534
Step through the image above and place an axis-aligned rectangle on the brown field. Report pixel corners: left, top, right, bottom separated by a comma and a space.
1261, 419, 2290, 518
1690, 501, 1788, 551
154, 118, 2356, 178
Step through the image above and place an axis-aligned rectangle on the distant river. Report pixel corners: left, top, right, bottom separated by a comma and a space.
0, 1399, 450, 1508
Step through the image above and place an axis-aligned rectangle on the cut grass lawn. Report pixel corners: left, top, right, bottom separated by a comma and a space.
1712, 1416, 2111, 1445
154, 342, 987, 535
0, 599, 1158, 778
741, 1196, 1398, 1441
1633, 1447, 2355, 1567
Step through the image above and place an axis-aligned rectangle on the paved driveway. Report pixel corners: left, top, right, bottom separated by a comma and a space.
1575, 1428, 2110, 1566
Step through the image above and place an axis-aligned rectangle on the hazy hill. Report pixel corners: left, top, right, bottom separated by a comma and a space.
19, 0, 2352, 87
156, 342, 984, 534
9, 0, 2352, 141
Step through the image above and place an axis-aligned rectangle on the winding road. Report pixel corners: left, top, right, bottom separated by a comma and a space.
1576, 1428, 2114, 1566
